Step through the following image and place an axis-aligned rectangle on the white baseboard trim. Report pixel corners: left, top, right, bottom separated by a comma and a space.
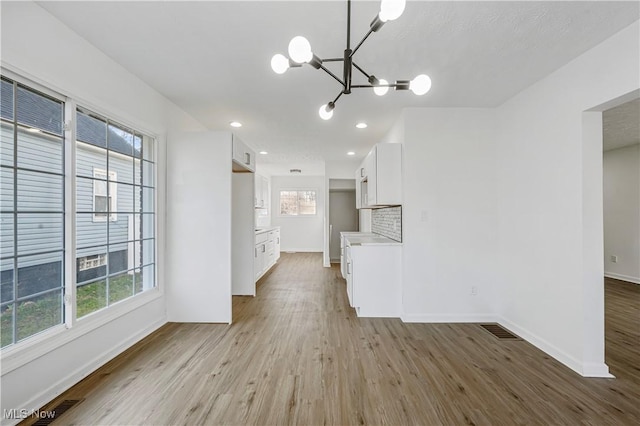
401, 313, 498, 323
282, 249, 323, 253
497, 316, 613, 378
582, 362, 615, 378
13, 319, 167, 426
604, 272, 640, 285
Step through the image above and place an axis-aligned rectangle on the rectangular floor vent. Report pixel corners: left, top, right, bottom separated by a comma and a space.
32, 399, 83, 426
480, 324, 521, 340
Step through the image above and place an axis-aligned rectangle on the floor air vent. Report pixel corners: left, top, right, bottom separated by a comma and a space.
32, 399, 83, 426
480, 324, 521, 340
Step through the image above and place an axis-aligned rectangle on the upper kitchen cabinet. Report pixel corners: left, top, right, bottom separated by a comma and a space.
232, 135, 256, 172
356, 143, 402, 208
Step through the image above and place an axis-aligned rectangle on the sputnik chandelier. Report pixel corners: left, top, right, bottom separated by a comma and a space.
270, 0, 431, 120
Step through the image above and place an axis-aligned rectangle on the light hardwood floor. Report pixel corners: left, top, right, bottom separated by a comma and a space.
26, 253, 640, 425
605, 277, 640, 385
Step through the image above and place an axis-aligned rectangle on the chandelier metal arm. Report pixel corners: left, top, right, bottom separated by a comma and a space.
351, 84, 397, 89
332, 90, 344, 105
319, 64, 346, 87
352, 62, 372, 80
322, 58, 345, 63
350, 28, 375, 58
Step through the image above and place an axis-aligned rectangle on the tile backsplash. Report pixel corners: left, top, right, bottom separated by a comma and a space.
372, 206, 402, 242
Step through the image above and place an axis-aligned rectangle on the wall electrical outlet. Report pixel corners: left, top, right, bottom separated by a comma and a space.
471, 286, 478, 296
610, 255, 618, 263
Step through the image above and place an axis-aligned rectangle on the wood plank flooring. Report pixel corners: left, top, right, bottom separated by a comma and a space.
605, 277, 640, 384
25, 253, 640, 425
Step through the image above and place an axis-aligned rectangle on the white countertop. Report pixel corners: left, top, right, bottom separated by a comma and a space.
340, 231, 375, 237
344, 233, 402, 246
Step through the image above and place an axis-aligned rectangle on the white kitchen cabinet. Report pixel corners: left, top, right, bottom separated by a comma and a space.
232, 135, 256, 172
254, 231, 268, 280
356, 143, 402, 208
274, 228, 281, 261
344, 236, 401, 317
345, 244, 354, 306
255, 227, 280, 282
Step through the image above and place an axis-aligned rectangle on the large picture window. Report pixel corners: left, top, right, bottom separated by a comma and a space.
1, 77, 66, 348
75, 108, 156, 318
279, 190, 317, 216
0, 74, 158, 349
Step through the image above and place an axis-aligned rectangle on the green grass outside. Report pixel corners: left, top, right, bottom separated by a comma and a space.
1, 272, 143, 348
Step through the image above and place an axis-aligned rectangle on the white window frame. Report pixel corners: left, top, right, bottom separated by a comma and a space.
92, 168, 117, 222
279, 189, 318, 216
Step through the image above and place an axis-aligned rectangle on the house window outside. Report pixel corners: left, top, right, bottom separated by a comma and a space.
78, 254, 107, 271
0, 77, 65, 348
92, 169, 117, 222
279, 190, 317, 216
76, 108, 156, 318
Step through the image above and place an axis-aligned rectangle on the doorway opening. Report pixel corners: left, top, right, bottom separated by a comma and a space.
601, 96, 640, 382
328, 179, 359, 264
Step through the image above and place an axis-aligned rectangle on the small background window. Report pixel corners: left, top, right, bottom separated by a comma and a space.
93, 168, 117, 222
279, 190, 317, 216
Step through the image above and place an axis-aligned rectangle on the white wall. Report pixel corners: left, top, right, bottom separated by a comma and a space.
325, 159, 360, 179
494, 21, 639, 376
272, 176, 325, 252
0, 2, 205, 421
604, 144, 640, 283
395, 21, 639, 378
166, 131, 234, 322
400, 108, 499, 322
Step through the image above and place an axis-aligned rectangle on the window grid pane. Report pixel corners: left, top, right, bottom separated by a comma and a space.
16, 127, 63, 174
1, 78, 14, 121
1, 122, 15, 167
16, 85, 63, 136
16, 289, 62, 342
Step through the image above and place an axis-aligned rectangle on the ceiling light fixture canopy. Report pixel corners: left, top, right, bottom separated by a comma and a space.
270, 0, 430, 120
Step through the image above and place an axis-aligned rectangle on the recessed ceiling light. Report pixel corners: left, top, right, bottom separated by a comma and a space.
347, 151, 355, 156
229, 121, 242, 128
26, 128, 41, 133
355, 122, 367, 129
259, 151, 268, 155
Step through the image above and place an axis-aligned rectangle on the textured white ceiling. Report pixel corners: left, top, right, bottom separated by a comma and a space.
38, 1, 640, 171
603, 98, 640, 152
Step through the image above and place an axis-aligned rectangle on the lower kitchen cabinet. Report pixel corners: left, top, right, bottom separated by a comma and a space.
344, 239, 401, 318
255, 227, 280, 282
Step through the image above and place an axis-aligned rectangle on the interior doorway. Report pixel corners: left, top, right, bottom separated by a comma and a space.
328, 180, 359, 263
601, 96, 640, 380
